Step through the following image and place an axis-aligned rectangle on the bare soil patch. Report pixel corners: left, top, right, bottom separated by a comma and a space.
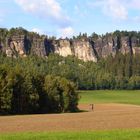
1, 103, 140, 133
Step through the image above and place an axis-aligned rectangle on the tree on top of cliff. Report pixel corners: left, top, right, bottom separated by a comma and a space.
8, 27, 28, 37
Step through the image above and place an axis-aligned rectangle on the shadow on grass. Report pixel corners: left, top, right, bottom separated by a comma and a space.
68, 109, 89, 114
76, 109, 89, 113
0, 109, 89, 116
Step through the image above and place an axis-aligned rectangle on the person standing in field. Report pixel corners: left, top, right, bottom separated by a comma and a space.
90, 104, 94, 111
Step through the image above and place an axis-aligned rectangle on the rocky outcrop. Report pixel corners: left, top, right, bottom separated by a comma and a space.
53, 39, 73, 57
94, 37, 117, 58
131, 37, 140, 55
31, 37, 47, 57
93, 35, 140, 59
45, 38, 97, 62
5, 35, 26, 57
1, 31, 140, 62
73, 38, 97, 62
120, 37, 132, 55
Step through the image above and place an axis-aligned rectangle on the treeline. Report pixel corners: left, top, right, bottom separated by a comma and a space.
0, 56, 79, 115
1, 53, 140, 91
1, 52, 140, 114
1, 27, 140, 42
42, 53, 140, 90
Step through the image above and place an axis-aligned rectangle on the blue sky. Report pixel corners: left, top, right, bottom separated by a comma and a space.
0, 0, 140, 38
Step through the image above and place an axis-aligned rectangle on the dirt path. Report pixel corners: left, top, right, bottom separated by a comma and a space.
1, 103, 140, 133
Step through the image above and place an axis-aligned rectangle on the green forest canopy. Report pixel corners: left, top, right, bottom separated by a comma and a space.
0, 53, 140, 91
1, 52, 140, 114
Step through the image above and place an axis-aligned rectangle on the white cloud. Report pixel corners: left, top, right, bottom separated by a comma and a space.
58, 26, 75, 38
103, 0, 128, 20
89, 0, 128, 20
89, 0, 140, 21
129, 0, 140, 9
14, 0, 71, 27
32, 28, 44, 34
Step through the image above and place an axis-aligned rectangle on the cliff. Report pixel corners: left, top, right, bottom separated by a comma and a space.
0, 28, 140, 62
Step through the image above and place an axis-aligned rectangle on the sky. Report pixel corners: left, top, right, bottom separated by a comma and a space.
0, 0, 140, 38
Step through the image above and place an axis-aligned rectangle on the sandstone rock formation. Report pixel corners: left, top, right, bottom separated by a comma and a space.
54, 39, 73, 57
6, 35, 26, 57
1, 31, 140, 62
94, 37, 117, 58
120, 37, 132, 55
73, 38, 97, 62
31, 37, 47, 57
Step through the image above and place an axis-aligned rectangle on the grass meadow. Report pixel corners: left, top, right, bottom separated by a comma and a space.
1, 130, 140, 140
79, 90, 140, 105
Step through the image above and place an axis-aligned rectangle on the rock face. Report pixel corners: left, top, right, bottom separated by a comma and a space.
94, 37, 117, 58
2, 33, 140, 62
131, 37, 140, 55
31, 37, 47, 57
73, 38, 97, 62
5, 35, 26, 57
54, 39, 73, 57
120, 37, 132, 55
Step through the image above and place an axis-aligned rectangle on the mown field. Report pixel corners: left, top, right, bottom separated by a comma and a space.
1, 130, 140, 140
1, 90, 140, 140
79, 90, 140, 105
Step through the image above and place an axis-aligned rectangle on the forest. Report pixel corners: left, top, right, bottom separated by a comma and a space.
1, 52, 140, 114
1, 52, 140, 91
0, 54, 79, 115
